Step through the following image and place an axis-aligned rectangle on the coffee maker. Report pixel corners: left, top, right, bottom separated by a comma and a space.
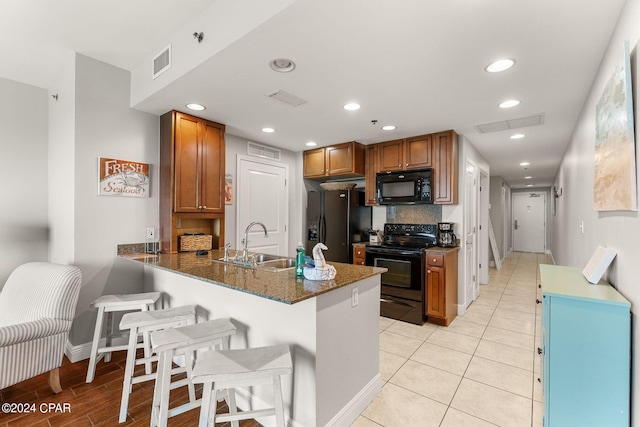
438, 222, 457, 247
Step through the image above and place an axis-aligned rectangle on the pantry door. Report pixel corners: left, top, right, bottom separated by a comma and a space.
512, 191, 546, 253
237, 155, 289, 255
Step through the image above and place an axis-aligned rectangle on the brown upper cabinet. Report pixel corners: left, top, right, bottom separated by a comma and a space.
169, 112, 225, 213
432, 130, 458, 204
378, 134, 432, 172
365, 144, 379, 206
303, 141, 365, 180
366, 130, 458, 205
160, 111, 225, 252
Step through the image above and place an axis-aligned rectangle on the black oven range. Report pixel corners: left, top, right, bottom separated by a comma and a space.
365, 223, 437, 325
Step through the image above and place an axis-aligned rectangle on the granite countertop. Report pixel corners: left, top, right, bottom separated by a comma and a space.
119, 249, 386, 305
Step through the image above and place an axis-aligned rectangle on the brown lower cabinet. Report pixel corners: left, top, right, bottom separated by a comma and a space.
352, 244, 366, 265
425, 249, 458, 326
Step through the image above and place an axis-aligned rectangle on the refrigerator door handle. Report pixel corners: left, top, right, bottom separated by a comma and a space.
321, 215, 327, 243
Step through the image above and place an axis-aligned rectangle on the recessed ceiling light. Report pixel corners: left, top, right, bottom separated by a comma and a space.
381, 125, 397, 131
261, 127, 275, 133
186, 103, 205, 111
485, 58, 515, 73
499, 99, 520, 108
269, 58, 296, 73
510, 133, 525, 140
520, 162, 530, 166
526, 184, 534, 187
343, 103, 361, 111
306, 141, 317, 147
524, 176, 532, 179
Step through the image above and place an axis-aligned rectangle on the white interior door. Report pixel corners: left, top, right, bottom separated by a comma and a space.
464, 160, 479, 305
237, 155, 289, 255
512, 192, 546, 252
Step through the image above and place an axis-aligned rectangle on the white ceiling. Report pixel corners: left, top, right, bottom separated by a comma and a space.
0, 0, 627, 188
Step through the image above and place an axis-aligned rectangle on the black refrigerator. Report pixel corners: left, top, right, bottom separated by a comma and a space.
306, 189, 371, 263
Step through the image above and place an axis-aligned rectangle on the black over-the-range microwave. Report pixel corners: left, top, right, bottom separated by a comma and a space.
375, 168, 432, 204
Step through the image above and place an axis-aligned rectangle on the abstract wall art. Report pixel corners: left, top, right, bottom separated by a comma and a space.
594, 40, 637, 211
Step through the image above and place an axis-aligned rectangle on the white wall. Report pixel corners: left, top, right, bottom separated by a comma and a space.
49, 55, 77, 266
0, 78, 49, 286
224, 134, 303, 255
551, 0, 640, 418
442, 134, 490, 310
489, 176, 508, 263
56, 54, 160, 346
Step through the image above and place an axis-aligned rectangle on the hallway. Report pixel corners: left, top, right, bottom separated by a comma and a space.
354, 251, 551, 427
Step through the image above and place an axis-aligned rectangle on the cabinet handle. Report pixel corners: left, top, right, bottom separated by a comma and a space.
427, 269, 431, 273
536, 299, 541, 304
537, 347, 542, 355
406, 163, 409, 166
202, 206, 207, 209
537, 377, 541, 383
198, 205, 203, 209
433, 258, 437, 262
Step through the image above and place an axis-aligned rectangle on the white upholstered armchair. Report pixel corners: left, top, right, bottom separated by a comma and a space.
0, 262, 82, 393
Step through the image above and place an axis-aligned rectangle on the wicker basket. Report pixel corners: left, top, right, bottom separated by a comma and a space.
179, 234, 212, 252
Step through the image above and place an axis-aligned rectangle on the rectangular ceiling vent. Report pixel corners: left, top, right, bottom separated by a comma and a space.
266, 89, 308, 107
152, 44, 171, 79
475, 113, 545, 133
247, 141, 281, 161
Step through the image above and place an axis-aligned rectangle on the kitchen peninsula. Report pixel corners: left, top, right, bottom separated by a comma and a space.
120, 248, 386, 427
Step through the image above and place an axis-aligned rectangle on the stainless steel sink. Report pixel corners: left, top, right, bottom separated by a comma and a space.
252, 253, 283, 263
255, 258, 296, 271
214, 252, 295, 272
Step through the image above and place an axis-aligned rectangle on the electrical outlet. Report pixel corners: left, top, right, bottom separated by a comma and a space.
352, 287, 359, 307
146, 227, 155, 240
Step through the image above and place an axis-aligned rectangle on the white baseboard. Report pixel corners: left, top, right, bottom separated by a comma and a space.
458, 302, 470, 315
65, 336, 129, 363
545, 250, 556, 265
231, 374, 382, 427
325, 374, 382, 427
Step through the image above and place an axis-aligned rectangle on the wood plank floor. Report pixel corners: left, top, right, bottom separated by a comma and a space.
0, 350, 261, 427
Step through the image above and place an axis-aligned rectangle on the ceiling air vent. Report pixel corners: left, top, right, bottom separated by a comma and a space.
266, 89, 307, 107
475, 113, 545, 134
152, 45, 171, 79
248, 141, 281, 161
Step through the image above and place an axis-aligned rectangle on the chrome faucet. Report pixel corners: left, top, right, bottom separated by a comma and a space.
242, 222, 268, 262
223, 242, 232, 262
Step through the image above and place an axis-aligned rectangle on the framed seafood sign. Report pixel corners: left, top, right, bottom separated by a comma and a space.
98, 157, 150, 198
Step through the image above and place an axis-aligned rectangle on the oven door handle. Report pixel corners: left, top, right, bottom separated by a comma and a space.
365, 247, 423, 257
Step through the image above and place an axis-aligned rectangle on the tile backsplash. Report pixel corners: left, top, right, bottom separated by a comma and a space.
387, 204, 441, 224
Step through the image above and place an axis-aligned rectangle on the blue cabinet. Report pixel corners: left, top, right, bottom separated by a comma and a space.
540, 265, 630, 427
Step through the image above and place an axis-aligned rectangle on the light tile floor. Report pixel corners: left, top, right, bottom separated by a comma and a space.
353, 251, 551, 427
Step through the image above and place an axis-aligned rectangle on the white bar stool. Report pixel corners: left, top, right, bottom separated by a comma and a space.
191, 344, 292, 427
118, 305, 197, 423
150, 318, 237, 427
85, 291, 161, 383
